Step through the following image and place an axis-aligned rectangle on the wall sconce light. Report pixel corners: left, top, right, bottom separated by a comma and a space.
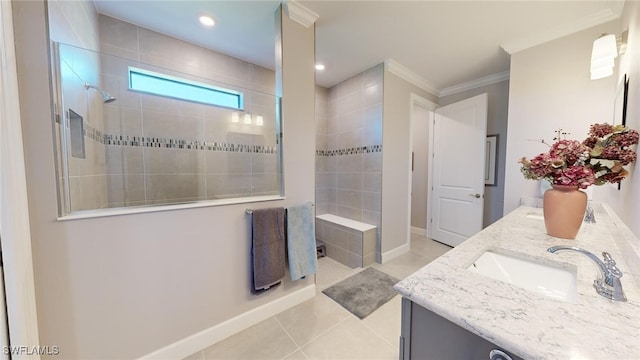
231, 111, 264, 126
590, 30, 628, 80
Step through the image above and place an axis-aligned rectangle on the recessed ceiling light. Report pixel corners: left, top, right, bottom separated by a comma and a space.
199, 15, 215, 27
315, 64, 325, 71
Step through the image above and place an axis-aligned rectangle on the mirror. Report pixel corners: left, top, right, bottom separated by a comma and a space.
613, 74, 629, 127
49, 4, 282, 216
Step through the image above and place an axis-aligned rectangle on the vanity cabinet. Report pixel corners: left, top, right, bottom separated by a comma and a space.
400, 298, 523, 360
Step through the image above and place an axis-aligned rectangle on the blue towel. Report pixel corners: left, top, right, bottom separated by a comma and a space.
286, 203, 318, 280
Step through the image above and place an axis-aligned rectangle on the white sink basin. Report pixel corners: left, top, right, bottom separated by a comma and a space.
467, 250, 577, 302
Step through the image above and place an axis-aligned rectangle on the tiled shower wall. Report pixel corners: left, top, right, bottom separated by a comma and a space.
315, 64, 383, 235
49, 0, 108, 211
98, 15, 278, 207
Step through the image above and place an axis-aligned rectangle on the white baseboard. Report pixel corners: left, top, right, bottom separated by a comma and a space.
137, 285, 316, 360
410, 227, 426, 236
381, 243, 410, 263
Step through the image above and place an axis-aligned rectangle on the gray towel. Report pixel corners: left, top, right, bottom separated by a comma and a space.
252, 207, 286, 293
286, 203, 317, 280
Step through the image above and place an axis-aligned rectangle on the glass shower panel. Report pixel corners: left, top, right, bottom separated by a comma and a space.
53, 42, 282, 215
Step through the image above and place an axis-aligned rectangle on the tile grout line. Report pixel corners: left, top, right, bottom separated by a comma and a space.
359, 305, 400, 351
295, 314, 353, 350
196, 350, 205, 360
276, 280, 356, 352
197, 242, 446, 360
273, 315, 303, 359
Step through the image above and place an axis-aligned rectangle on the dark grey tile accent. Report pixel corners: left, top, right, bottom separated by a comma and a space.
315, 145, 382, 157
101, 133, 277, 154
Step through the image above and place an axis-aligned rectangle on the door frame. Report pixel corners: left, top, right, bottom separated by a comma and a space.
408, 94, 437, 241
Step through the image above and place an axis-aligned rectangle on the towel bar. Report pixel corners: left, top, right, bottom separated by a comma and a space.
246, 201, 314, 215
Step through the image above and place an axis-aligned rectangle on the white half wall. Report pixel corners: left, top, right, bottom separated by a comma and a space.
11, 2, 316, 359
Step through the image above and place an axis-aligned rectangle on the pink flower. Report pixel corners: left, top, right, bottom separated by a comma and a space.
549, 140, 590, 166
588, 123, 614, 137
601, 147, 637, 165
613, 130, 639, 148
555, 166, 595, 189
582, 136, 598, 148
519, 123, 638, 188
600, 169, 629, 184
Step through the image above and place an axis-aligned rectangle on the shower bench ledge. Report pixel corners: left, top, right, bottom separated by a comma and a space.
315, 214, 377, 268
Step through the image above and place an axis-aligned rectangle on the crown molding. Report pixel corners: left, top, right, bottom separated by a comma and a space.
384, 59, 440, 97
385, 60, 510, 98
410, 93, 437, 111
606, 0, 625, 19
283, 0, 319, 28
440, 71, 510, 97
501, 6, 621, 54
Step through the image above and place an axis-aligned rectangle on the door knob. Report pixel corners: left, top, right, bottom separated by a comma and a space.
469, 193, 481, 198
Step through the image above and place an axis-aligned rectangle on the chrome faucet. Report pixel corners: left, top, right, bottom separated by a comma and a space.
547, 245, 626, 302
584, 206, 596, 223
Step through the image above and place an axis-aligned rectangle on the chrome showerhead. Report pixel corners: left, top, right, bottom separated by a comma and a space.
84, 82, 116, 103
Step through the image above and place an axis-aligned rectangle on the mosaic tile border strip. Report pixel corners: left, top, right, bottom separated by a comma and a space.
58, 119, 106, 144
78, 123, 277, 154
85, 125, 105, 144
104, 135, 277, 154
316, 145, 382, 156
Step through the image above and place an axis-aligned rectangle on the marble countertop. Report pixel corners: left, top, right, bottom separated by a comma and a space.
394, 204, 640, 359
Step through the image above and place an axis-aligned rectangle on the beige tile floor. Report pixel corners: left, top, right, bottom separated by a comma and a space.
186, 234, 451, 360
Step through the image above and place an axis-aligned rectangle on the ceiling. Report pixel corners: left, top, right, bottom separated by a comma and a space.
93, 0, 623, 94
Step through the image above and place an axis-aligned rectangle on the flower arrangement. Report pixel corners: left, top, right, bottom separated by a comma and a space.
519, 124, 639, 189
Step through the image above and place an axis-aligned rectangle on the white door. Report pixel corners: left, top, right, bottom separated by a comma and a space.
431, 94, 487, 247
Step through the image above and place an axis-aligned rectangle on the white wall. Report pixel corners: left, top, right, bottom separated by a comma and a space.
503, 5, 640, 282
381, 69, 438, 257
12, 1, 315, 359
0, 0, 41, 354
504, 21, 618, 216
595, 1, 640, 238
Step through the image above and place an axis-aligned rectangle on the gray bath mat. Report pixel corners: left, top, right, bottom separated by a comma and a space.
322, 267, 399, 319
